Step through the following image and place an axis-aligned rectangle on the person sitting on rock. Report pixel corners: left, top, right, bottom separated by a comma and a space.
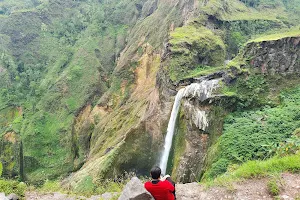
144, 166, 175, 200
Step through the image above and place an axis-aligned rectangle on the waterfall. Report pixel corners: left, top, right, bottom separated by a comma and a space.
159, 88, 185, 175
159, 79, 220, 175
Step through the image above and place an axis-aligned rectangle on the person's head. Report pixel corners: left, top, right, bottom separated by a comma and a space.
150, 166, 161, 179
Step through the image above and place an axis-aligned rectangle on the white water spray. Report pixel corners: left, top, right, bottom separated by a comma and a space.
159, 79, 220, 175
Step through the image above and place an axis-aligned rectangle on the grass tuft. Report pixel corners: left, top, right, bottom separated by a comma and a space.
204, 153, 300, 187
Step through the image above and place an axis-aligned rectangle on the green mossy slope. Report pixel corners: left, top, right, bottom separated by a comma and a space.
166, 25, 226, 81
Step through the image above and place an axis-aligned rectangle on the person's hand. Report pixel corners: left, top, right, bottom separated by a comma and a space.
161, 174, 170, 181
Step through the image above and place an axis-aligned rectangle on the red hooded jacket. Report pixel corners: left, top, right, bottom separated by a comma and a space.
144, 180, 175, 200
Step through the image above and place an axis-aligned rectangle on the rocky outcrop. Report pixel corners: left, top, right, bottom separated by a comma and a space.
0, 193, 20, 200
244, 37, 300, 75
118, 177, 154, 200
0, 193, 8, 200
6, 194, 19, 200
170, 78, 226, 183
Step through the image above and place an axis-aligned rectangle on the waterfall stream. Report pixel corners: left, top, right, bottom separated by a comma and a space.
159, 79, 220, 175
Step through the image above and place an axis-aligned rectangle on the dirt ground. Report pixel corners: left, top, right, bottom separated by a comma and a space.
176, 173, 300, 200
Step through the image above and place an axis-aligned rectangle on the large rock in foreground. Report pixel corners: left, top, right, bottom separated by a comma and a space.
118, 177, 154, 200
0, 193, 8, 200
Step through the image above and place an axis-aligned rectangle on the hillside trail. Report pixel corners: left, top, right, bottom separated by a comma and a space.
25, 173, 300, 200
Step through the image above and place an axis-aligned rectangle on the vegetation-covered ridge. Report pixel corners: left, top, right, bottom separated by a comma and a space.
249, 26, 300, 42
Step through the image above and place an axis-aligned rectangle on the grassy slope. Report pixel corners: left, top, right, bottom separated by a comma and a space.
249, 26, 300, 42
204, 153, 300, 187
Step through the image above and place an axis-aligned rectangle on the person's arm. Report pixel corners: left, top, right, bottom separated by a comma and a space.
164, 179, 175, 192
144, 182, 150, 191
166, 177, 175, 187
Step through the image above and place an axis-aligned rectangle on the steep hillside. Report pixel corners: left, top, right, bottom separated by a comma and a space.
0, 0, 299, 190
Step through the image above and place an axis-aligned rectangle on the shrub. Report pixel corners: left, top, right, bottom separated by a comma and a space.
274, 128, 300, 156
38, 180, 61, 193
204, 159, 230, 180
0, 179, 27, 197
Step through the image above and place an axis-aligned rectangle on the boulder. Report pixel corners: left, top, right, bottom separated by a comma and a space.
0, 193, 9, 200
7, 194, 19, 200
118, 177, 154, 200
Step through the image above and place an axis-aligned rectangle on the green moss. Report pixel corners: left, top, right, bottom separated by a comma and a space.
184, 66, 227, 79
166, 25, 225, 81
201, 0, 285, 21
169, 109, 187, 179
170, 26, 225, 48
249, 26, 300, 43
110, 125, 157, 178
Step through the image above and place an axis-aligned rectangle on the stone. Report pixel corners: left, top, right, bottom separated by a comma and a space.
118, 177, 154, 200
6, 194, 19, 200
281, 195, 290, 200
101, 192, 119, 200
0, 193, 9, 200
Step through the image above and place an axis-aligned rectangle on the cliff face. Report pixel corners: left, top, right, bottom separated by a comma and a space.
244, 37, 300, 75
66, 0, 200, 185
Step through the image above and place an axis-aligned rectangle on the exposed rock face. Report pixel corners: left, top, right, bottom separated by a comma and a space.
171, 78, 223, 183
118, 177, 154, 200
244, 37, 300, 75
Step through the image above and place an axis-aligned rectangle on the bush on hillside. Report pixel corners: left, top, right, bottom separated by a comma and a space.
0, 179, 27, 197
204, 86, 300, 180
